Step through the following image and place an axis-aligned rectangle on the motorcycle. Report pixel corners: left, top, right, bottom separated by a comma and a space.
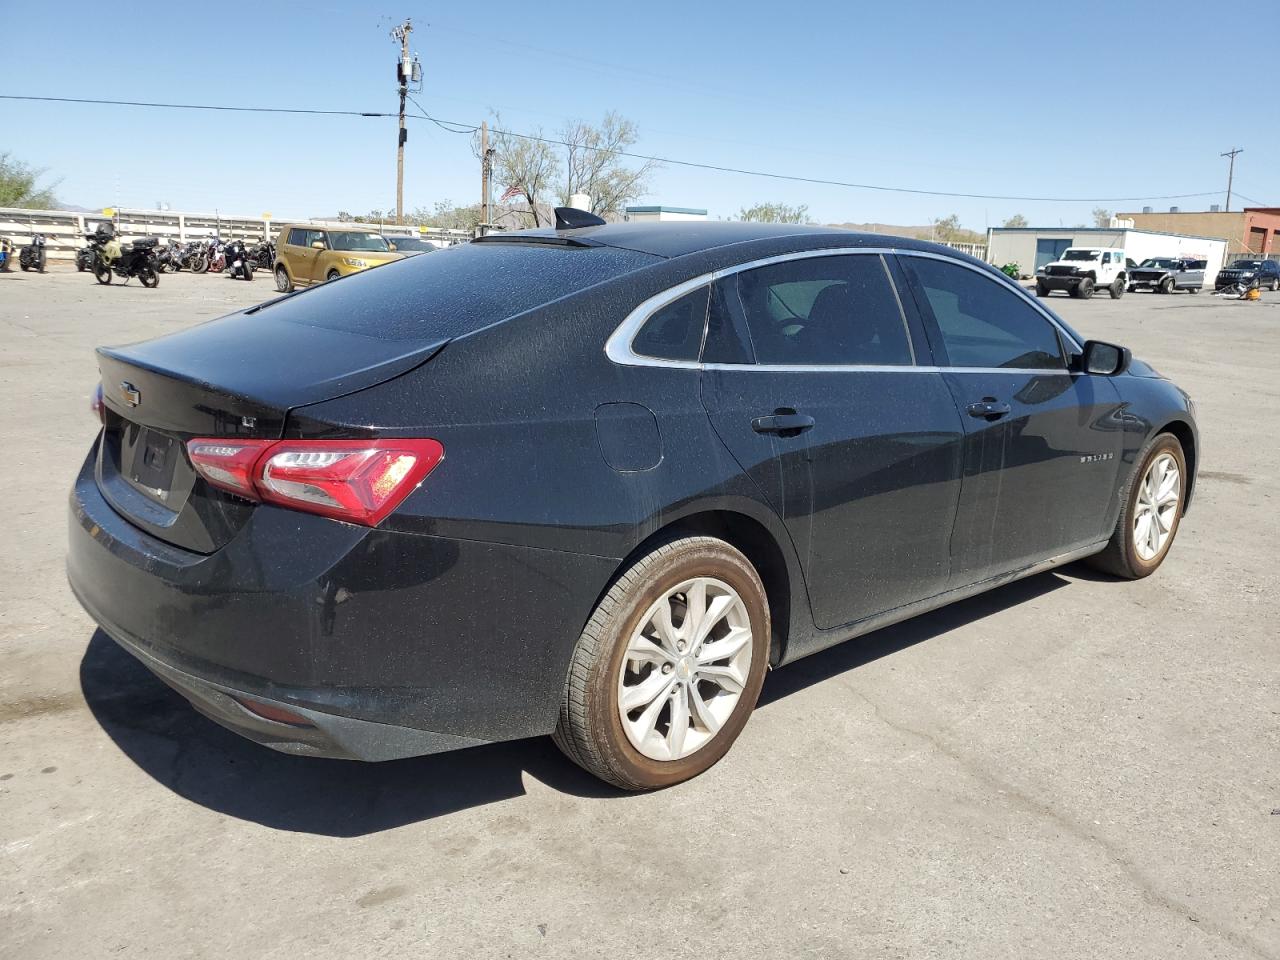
76, 245, 93, 272
154, 240, 182, 273
225, 239, 254, 281
188, 239, 211, 274
19, 233, 48, 273
254, 240, 275, 271
86, 225, 160, 287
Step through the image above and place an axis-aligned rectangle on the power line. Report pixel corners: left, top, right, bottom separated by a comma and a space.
0, 92, 394, 118
3, 92, 1225, 204
1234, 191, 1273, 208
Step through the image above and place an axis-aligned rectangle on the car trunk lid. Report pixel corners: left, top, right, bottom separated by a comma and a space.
94, 310, 447, 553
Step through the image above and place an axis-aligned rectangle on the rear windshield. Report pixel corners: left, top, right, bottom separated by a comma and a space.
264, 240, 660, 341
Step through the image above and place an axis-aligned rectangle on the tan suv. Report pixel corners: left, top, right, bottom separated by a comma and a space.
272, 224, 404, 291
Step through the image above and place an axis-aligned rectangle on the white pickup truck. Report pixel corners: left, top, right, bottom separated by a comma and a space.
1036, 247, 1127, 299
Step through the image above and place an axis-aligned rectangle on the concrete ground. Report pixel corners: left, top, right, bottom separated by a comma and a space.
2, 266, 1278, 959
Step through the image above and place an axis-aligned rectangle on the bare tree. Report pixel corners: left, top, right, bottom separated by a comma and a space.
475, 115, 558, 227
738, 202, 809, 223
559, 112, 658, 218
1092, 207, 1112, 227
1002, 213, 1028, 228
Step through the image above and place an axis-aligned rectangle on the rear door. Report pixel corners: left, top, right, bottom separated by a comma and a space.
897, 254, 1125, 583
699, 251, 965, 634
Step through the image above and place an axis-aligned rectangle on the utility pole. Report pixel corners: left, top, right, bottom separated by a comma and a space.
391, 19, 413, 225
480, 121, 493, 233
1220, 147, 1243, 212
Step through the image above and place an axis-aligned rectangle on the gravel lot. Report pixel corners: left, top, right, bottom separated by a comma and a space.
2, 265, 1278, 959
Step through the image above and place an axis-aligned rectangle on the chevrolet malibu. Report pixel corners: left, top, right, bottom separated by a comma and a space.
68, 216, 1198, 790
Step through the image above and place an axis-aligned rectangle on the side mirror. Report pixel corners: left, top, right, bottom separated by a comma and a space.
311, 240, 326, 250
1082, 340, 1131, 376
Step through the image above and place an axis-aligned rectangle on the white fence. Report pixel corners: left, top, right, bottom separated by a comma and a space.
0, 206, 473, 261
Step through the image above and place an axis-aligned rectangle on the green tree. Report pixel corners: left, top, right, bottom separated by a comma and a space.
0, 152, 59, 208
1002, 213, 1028, 228
928, 214, 962, 242
409, 200, 484, 232
738, 201, 809, 223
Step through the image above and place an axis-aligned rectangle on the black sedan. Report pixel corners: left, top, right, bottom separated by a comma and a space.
68, 217, 1198, 790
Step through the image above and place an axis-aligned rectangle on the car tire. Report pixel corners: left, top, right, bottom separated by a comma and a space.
1036, 281, 1050, 297
1270, 278, 1279, 292
1086, 433, 1187, 580
1159, 277, 1174, 294
1076, 278, 1095, 298
326, 269, 341, 282
274, 266, 293, 292
1188, 287, 1199, 295
553, 536, 770, 791
1110, 279, 1125, 299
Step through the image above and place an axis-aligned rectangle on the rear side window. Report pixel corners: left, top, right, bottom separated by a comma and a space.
631, 286, 709, 361
264, 240, 659, 341
906, 257, 1064, 370
732, 254, 913, 366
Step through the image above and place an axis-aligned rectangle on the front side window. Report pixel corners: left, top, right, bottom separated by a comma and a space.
732, 254, 913, 366
631, 286, 709, 362
287, 228, 307, 246
906, 257, 1065, 371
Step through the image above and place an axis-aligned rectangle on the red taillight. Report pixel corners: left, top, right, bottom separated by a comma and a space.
187, 439, 275, 499
91, 383, 104, 423
185, 437, 444, 527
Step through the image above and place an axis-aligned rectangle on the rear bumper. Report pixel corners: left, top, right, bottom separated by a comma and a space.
81, 607, 485, 760
67, 447, 618, 759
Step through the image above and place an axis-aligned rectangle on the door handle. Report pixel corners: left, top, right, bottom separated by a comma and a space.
966, 398, 1012, 420
751, 411, 815, 435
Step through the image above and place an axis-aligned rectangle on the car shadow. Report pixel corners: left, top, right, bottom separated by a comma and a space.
80, 570, 1074, 836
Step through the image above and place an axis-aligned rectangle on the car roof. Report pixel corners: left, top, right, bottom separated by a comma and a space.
278, 223, 381, 233
492, 221, 949, 260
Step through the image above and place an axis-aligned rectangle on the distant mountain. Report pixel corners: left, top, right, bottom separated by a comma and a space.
826, 221, 986, 244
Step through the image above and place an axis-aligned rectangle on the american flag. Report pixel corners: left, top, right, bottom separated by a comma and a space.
498, 184, 523, 203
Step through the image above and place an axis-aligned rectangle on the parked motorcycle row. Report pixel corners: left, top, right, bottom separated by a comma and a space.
5, 227, 275, 288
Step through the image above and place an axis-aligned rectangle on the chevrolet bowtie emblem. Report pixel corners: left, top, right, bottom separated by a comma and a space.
120, 381, 141, 407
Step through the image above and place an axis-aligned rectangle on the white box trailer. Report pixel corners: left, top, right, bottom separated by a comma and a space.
987, 227, 1229, 286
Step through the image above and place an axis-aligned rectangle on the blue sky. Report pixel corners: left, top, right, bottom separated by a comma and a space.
2, 0, 1274, 229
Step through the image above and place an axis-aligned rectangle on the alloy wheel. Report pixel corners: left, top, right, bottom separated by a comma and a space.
617, 576, 752, 762
1133, 453, 1180, 561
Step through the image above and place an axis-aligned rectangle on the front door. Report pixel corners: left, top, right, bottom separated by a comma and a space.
700, 252, 965, 634
897, 254, 1125, 582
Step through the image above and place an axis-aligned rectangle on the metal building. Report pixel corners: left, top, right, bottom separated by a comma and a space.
986, 226, 1230, 283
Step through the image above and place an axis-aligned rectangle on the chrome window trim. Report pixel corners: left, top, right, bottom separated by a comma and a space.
603, 245, 1082, 371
